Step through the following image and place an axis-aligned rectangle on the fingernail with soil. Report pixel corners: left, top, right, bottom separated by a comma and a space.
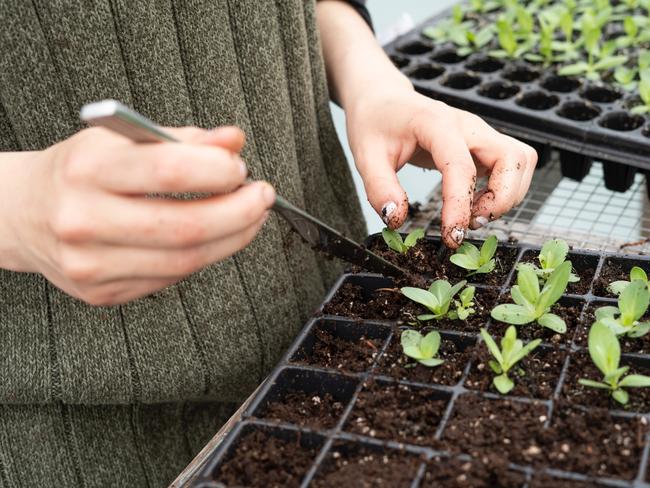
381, 201, 397, 225
471, 216, 489, 229
451, 227, 465, 245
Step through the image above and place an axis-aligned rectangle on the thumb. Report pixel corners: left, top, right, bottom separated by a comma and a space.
355, 146, 409, 229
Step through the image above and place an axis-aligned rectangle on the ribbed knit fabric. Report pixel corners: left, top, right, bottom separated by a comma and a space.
0, 1, 366, 485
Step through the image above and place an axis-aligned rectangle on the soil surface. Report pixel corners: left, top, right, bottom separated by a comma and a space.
575, 303, 650, 354
345, 380, 449, 446
367, 237, 442, 276
517, 251, 596, 295
421, 455, 525, 487
258, 391, 345, 430
375, 329, 473, 386
323, 282, 499, 334
529, 475, 604, 487
441, 394, 548, 465
465, 346, 566, 399
292, 326, 382, 374
311, 442, 423, 487
536, 403, 647, 480
213, 429, 319, 487
562, 351, 650, 413
489, 300, 584, 346
593, 258, 650, 298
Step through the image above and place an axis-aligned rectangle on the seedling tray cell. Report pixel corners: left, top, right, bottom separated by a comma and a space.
384, 8, 650, 178
189, 236, 650, 487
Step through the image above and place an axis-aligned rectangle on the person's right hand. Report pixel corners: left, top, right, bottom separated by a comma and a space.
0, 126, 275, 306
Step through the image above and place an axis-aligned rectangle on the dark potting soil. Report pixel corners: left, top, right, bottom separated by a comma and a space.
465, 346, 566, 399
517, 251, 596, 296
374, 329, 473, 386
441, 394, 548, 465
442, 246, 519, 287
311, 442, 423, 488
212, 430, 318, 487
562, 351, 650, 413
257, 391, 345, 430
593, 258, 650, 298
529, 475, 604, 487
489, 301, 584, 346
367, 237, 442, 276
292, 326, 382, 374
344, 380, 449, 446
536, 403, 648, 480
421, 455, 526, 488
322, 282, 499, 333
575, 303, 650, 354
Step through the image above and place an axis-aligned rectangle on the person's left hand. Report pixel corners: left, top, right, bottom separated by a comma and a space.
345, 83, 537, 249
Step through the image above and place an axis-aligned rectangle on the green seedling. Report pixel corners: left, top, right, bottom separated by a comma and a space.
631, 68, 650, 114
616, 15, 650, 48
401, 330, 444, 367
491, 262, 571, 333
608, 266, 648, 296
453, 26, 496, 57
468, 0, 502, 14
518, 239, 579, 283
480, 326, 541, 394
449, 286, 476, 320
489, 16, 537, 60
401, 280, 468, 322
615, 50, 650, 91
382, 227, 424, 254
578, 322, 650, 404
422, 5, 472, 43
594, 279, 650, 337
449, 235, 498, 276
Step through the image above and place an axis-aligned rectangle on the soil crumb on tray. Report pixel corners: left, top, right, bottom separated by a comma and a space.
421, 455, 525, 488
257, 391, 344, 429
213, 429, 319, 487
312, 442, 423, 487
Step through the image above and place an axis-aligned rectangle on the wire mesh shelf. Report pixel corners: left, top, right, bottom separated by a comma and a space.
405, 154, 650, 255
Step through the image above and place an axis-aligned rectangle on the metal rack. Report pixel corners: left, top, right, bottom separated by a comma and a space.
405, 154, 650, 254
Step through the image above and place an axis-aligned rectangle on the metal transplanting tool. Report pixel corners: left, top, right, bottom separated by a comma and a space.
79, 100, 406, 277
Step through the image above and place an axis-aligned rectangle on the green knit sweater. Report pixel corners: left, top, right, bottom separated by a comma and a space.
0, 1, 365, 485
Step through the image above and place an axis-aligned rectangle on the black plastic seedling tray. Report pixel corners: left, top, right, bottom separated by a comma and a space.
190, 235, 650, 487
383, 8, 650, 193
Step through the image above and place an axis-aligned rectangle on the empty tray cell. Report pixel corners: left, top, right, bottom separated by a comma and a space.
478, 80, 520, 100
593, 256, 650, 298
502, 64, 541, 82
250, 368, 358, 429
562, 351, 650, 413
465, 344, 567, 399
489, 296, 586, 347
580, 84, 623, 103
311, 440, 423, 488
289, 318, 390, 374
516, 249, 598, 296
431, 47, 466, 64
441, 393, 547, 466
344, 379, 450, 446
209, 424, 323, 487
404, 63, 445, 80
389, 54, 410, 69
559, 151, 593, 182
516, 90, 560, 110
465, 54, 505, 73
421, 455, 526, 488
541, 74, 581, 93
442, 71, 482, 90
375, 329, 476, 386
556, 101, 601, 121
602, 160, 636, 192
539, 405, 647, 480
598, 111, 645, 131
396, 39, 432, 55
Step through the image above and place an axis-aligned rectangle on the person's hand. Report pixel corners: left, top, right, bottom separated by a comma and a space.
0, 126, 274, 305
346, 83, 537, 249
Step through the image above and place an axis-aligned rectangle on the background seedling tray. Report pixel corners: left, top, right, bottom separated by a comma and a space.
383, 6, 650, 191
189, 236, 650, 487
